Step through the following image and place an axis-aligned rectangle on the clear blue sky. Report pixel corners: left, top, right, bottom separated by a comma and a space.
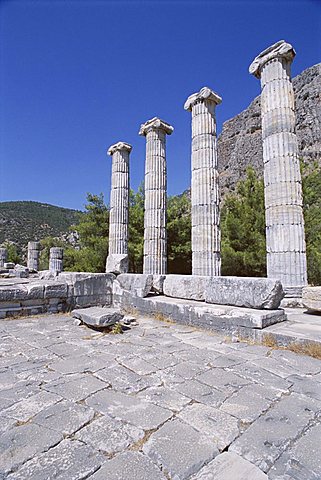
1, 0, 320, 210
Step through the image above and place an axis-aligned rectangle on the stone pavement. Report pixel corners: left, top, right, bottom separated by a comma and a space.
1, 314, 321, 479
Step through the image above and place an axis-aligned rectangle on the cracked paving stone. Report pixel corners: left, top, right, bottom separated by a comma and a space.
143, 418, 219, 479
178, 403, 239, 451
166, 360, 211, 380
0, 380, 41, 411
46, 342, 91, 357
48, 354, 108, 374
191, 451, 268, 479
43, 372, 107, 401
94, 364, 159, 394
86, 389, 172, 430
137, 385, 191, 411
7, 439, 104, 480
0, 370, 20, 389
91, 451, 166, 480
288, 374, 321, 402
119, 356, 159, 375
196, 368, 249, 395
230, 362, 291, 392
175, 379, 227, 407
0, 423, 62, 476
220, 383, 282, 423
268, 423, 321, 480
230, 393, 321, 472
2, 390, 62, 422
0, 415, 16, 435
75, 414, 144, 454
32, 399, 95, 436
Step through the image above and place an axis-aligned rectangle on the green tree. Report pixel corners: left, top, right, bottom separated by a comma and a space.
167, 191, 192, 273
128, 185, 144, 273
221, 167, 266, 276
0, 241, 21, 264
70, 193, 109, 273
302, 161, 321, 285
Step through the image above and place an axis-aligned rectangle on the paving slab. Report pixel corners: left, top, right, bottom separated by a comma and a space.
43, 372, 107, 401
91, 451, 166, 480
191, 452, 268, 479
7, 439, 104, 480
143, 418, 219, 479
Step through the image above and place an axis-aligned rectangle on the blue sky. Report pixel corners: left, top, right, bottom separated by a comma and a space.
1, 0, 320, 210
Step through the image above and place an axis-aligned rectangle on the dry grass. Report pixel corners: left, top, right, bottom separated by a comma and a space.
261, 333, 279, 349
288, 341, 321, 360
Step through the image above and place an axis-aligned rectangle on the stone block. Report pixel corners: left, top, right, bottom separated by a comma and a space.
302, 286, 321, 312
0, 285, 28, 302
115, 273, 153, 298
163, 275, 209, 301
44, 282, 68, 299
72, 306, 123, 328
106, 253, 128, 274
4, 262, 15, 269
205, 276, 284, 309
152, 275, 166, 294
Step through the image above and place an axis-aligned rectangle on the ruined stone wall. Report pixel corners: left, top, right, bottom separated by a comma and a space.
218, 63, 321, 195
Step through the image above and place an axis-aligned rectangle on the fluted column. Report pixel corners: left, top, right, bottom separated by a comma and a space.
250, 40, 307, 296
184, 87, 222, 276
0, 248, 7, 268
139, 117, 173, 275
27, 241, 40, 271
106, 142, 131, 274
49, 247, 63, 273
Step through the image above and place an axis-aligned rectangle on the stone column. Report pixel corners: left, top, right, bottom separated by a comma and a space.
249, 40, 307, 296
184, 87, 222, 276
139, 117, 173, 275
0, 248, 7, 268
106, 142, 132, 274
49, 247, 63, 273
27, 241, 40, 271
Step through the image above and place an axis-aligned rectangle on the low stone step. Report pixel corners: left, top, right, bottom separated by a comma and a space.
71, 307, 124, 328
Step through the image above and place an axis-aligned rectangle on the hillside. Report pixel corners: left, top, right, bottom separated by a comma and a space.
0, 201, 82, 252
218, 63, 321, 195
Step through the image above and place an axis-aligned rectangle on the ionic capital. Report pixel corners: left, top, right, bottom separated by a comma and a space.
107, 142, 132, 156
184, 87, 222, 111
249, 40, 295, 79
139, 117, 174, 136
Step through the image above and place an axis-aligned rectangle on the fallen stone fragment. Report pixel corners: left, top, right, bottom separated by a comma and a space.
191, 451, 268, 479
205, 276, 284, 309
302, 286, 321, 312
143, 418, 219, 479
114, 273, 153, 298
91, 451, 166, 480
106, 253, 128, 275
72, 306, 124, 328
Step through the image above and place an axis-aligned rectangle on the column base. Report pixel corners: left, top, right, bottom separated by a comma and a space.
106, 254, 128, 275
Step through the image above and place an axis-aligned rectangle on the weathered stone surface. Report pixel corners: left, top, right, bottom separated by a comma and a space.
0, 247, 8, 267
44, 281, 68, 299
95, 364, 154, 393
114, 273, 153, 298
185, 87, 221, 276
302, 286, 321, 312
249, 40, 307, 293
230, 393, 321, 472
163, 275, 209, 301
205, 276, 284, 309
75, 415, 144, 454
0, 423, 62, 476
143, 418, 219, 479
269, 423, 321, 479
192, 452, 268, 479
8, 439, 104, 480
27, 241, 40, 271
138, 385, 190, 411
43, 373, 107, 401
106, 253, 128, 274
140, 117, 173, 275
152, 274, 166, 294
4, 262, 15, 269
72, 306, 123, 327
91, 451, 166, 480
178, 403, 239, 451
106, 142, 131, 275
49, 247, 64, 273
33, 399, 95, 435
14, 265, 29, 278
2, 390, 62, 422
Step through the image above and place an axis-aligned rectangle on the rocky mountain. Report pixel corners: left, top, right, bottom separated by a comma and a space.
218, 63, 321, 195
0, 201, 81, 252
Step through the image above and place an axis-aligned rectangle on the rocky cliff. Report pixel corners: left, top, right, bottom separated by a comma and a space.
218, 63, 321, 195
